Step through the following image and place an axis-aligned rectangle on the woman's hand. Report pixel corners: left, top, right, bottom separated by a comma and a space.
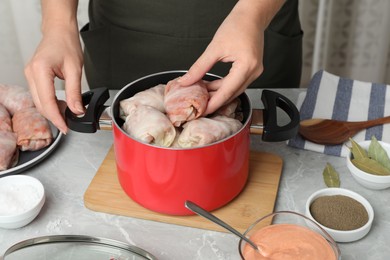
24, 0, 82, 134
179, 0, 285, 115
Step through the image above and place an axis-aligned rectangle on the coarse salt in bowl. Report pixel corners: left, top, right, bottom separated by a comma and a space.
305, 188, 374, 243
346, 140, 390, 190
0, 175, 45, 229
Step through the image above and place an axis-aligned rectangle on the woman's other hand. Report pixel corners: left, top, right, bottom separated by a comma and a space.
24, 0, 82, 134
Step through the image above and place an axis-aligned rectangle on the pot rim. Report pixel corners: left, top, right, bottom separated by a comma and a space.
65, 71, 299, 143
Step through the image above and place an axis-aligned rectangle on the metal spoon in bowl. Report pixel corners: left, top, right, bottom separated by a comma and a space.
184, 201, 262, 254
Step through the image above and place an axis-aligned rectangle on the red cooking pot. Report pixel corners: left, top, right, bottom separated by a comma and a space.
66, 71, 299, 215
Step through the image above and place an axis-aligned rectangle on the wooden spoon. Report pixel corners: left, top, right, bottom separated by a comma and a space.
299, 116, 390, 145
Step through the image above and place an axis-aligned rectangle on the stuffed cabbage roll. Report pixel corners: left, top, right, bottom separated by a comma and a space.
122, 105, 176, 147
12, 107, 53, 151
0, 104, 18, 171
214, 98, 242, 119
164, 78, 209, 127
120, 84, 165, 119
170, 128, 182, 148
0, 84, 34, 115
177, 115, 243, 148
0, 131, 18, 171
0, 104, 12, 132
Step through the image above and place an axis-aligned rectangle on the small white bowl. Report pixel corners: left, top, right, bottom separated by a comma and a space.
305, 188, 374, 243
346, 140, 390, 190
0, 175, 45, 229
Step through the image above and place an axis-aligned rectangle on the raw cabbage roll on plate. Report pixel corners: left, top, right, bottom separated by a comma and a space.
0, 131, 19, 171
12, 107, 54, 151
0, 104, 18, 171
0, 84, 63, 175
0, 84, 34, 115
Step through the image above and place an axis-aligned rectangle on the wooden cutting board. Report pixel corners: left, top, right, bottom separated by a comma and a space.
84, 146, 283, 233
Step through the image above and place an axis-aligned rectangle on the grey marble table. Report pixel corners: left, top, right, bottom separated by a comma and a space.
0, 89, 389, 260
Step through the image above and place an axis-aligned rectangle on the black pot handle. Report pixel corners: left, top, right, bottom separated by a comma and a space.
261, 90, 300, 142
65, 88, 110, 133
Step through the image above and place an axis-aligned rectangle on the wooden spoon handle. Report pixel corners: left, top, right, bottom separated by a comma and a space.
347, 115, 390, 131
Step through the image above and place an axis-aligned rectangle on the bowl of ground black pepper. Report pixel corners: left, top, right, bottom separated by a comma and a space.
305, 188, 374, 242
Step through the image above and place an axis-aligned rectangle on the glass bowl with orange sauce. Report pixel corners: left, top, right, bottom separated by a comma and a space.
238, 211, 340, 260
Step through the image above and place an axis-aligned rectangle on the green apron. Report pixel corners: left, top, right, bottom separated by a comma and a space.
81, 0, 302, 89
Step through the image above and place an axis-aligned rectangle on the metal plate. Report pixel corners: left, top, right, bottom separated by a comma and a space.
2, 235, 157, 260
0, 124, 63, 177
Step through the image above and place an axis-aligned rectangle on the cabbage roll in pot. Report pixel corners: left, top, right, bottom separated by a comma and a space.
122, 105, 176, 147
178, 115, 243, 148
164, 78, 209, 127
120, 84, 166, 119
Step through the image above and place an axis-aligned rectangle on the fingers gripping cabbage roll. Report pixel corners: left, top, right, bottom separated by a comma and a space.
164, 78, 209, 127
0, 131, 18, 171
122, 105, 176, 147
178, 115, 243, 148
12, 107, 53, 151
0, 84, 34, 115
0, 104, 12, 132
120, 84, 165, 119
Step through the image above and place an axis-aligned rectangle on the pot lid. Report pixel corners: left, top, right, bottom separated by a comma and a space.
2, 235, 157, 260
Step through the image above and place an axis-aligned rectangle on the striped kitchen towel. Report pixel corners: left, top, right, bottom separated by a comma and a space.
288, 70, 390, 157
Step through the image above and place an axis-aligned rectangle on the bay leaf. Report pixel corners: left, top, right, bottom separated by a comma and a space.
368, 136, 390, 171
349, 138, 368, 159
323, 163, 340, 187
352, 157, 390, 176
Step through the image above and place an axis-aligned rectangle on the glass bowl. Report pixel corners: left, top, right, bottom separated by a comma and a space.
238, 211, 340, 260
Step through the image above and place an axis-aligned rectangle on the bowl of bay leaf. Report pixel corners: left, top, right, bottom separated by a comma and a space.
346, 137, 390, 190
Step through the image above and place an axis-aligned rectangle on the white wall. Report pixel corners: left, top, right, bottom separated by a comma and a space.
0, 0, 89, 89
0, 0, 27, 87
